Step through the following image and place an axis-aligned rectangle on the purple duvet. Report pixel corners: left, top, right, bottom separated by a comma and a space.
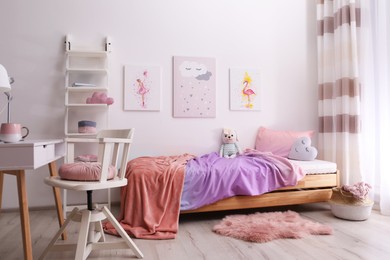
180, 149, 305, 210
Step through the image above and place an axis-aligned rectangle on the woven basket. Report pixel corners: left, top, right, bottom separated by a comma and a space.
329, 187, 373, 221
330, 187, 372, 206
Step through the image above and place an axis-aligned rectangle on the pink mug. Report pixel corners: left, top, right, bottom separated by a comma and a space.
0, 123, 29, 143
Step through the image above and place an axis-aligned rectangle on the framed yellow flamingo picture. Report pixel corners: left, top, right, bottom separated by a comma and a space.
229, 68, 261, 111
124, 65, 161, 111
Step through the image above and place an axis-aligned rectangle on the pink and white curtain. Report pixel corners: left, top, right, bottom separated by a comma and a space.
318, 0, 390, 215
317, 0, 362, 185
359, 0, 390, 215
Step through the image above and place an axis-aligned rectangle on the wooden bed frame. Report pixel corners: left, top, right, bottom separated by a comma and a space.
181, 170, 340, 214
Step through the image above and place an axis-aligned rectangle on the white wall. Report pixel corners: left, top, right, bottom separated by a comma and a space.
0, 0, 318, 209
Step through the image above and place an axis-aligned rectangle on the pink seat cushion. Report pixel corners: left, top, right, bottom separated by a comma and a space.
59, 162, 116, 181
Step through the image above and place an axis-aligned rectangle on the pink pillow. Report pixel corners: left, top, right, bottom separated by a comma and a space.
59, 162, 116, 181
255, 127, 314, 157
75, 154, 98, 162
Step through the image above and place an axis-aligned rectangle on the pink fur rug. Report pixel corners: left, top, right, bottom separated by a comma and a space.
213, 210, 333, 243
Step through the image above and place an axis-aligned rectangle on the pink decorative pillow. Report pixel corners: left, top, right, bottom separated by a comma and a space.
59, 162, 116, 181
75, 154, 98, 162
255, 127, 314, 157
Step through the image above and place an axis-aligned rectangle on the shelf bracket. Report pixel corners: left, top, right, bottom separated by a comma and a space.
65, 34, 71, 51
105, 37, 112, 52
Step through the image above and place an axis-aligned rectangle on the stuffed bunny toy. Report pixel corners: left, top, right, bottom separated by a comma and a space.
219, 128, 242, 158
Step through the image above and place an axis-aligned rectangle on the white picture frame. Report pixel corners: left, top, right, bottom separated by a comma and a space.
124, 65, 161, 111
173, 56, 216, 118
229, 68, 261, 111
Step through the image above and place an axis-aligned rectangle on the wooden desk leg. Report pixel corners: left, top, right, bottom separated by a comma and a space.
48, 161, 67, 240
0, 171, 3, 211
16, 170, 33, 260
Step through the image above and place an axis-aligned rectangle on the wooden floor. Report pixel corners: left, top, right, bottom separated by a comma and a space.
1, 202, 389, 260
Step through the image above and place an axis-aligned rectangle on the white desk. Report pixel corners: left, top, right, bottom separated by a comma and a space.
0, 139, 66, 260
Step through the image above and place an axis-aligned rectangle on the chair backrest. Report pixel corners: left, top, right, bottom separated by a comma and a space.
96, 128, 134, 182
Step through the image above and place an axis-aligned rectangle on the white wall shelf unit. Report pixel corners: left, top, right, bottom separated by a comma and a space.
63, 35, 113, 213
64, 36, 111, 137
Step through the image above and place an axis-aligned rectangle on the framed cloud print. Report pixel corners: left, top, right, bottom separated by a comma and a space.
173, 56, 216, 118
124, 65, 161, 111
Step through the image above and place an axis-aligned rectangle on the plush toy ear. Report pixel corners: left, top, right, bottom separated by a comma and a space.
222, 128, 227, 138
288, 136, 317, 161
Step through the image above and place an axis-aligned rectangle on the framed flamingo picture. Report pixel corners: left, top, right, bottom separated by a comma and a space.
124, 65, 161, 111
229, 68, 261, 111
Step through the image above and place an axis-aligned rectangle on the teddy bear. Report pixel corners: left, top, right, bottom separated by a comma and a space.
219, 128, 242, 158
86, 92, 114, 105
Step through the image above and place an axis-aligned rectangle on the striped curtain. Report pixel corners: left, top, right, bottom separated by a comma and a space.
317, 0, 362, 185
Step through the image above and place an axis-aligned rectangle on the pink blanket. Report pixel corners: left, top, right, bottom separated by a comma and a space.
103, 153, 195, 239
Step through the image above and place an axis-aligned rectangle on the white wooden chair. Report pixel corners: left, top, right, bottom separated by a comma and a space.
39, 129, 143, 260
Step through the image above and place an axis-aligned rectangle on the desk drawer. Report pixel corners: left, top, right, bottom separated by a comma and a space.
0, 142, 59, 170
34, 144, 56, 167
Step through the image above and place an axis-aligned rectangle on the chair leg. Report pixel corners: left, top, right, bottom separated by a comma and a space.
91, 203, 105, 242
41, 206, 142, 259
75, 210, 92, 260
39, 207, 79, 260
95, 221, 106, 242
102, 206, 144, 259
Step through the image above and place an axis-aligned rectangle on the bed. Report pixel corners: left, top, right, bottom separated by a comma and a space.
181, 157, 339, 214
103, 148, 339, 239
